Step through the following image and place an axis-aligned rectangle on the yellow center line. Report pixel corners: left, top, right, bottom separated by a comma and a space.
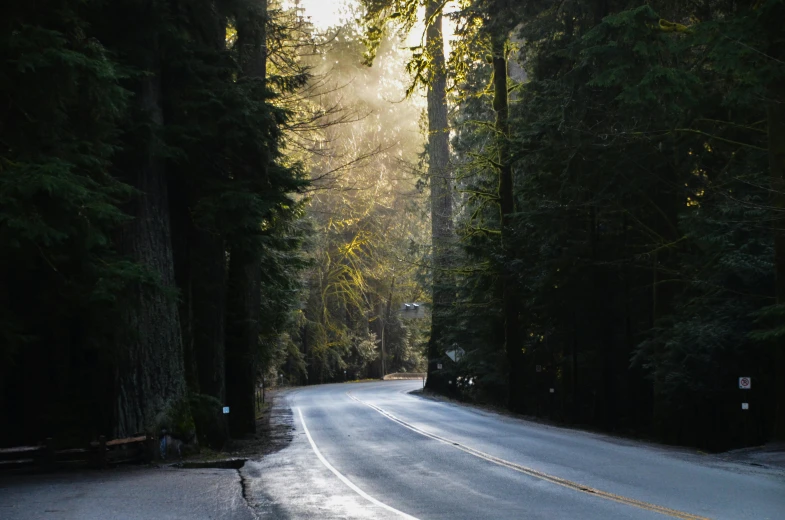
347, 392, 711, 520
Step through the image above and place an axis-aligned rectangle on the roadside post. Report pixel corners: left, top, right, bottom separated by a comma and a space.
95, 436, 106, 469
549, 387, 555, 418
739, 376, 751, 442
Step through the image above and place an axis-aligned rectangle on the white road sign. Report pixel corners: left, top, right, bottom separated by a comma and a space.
223, 406, 230, 414
739, 377, 751, 390
741, 403, 749, 410
446, 347, 464, 362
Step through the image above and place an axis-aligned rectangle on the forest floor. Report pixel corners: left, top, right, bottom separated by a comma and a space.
0, 390, 295, 520
177, 388, 294, 466
412, 388, 785, 471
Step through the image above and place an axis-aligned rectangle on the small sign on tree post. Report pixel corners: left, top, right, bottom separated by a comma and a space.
446, 345, 464, 363
739, 377, 751, 390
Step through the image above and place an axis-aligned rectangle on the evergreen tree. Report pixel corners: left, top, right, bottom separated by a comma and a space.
1, 0, 133, 443
1, 0, 309, 445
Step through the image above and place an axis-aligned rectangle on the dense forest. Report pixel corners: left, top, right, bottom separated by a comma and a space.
1, 0, 312, 448
1, 0, 783, 454
362, 0, 785, 451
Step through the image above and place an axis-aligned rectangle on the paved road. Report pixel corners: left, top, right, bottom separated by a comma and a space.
0, 466, 255, 520
246, 381, 785, 520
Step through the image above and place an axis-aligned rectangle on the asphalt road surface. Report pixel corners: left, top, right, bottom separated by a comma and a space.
246, 381, 785, 520
0, 465, 255, 520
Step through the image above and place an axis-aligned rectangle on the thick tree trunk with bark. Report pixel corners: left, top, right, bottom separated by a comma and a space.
226, 248, 261, 436
170, 200, 228, 402
769, 75, 785, 440
171, 0, 229, 403
162, 0, 231, 448
225, 0, 268, 437
170, 188, 199, 392
171, 191, 229, 445
491, 33, 525, 413
424, 0, 454, 389
193, 233, 228, 400
114, 41, 191, 438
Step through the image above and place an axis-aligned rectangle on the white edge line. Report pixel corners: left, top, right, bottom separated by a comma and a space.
296, 407, 420, 520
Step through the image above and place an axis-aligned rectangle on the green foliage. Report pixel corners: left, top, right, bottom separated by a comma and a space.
1, 0, 310, 444
0, 0, 143, 442
189, 393, 228, 449
284, 20, 429, 384
3, 0, 782, 450
358, 0, 420, 66
442, 0, 783, 449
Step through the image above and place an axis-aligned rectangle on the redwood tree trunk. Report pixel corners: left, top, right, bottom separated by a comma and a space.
170, 197, 227, 401
225, 0, 268, 437
193, 233, 228, 400
114, 40, 190, 437
491, 32, 524, 413
169, 186, 198, 392
769, 75, 785, 440
225, 249, 261, 436
424, 0, 454, 388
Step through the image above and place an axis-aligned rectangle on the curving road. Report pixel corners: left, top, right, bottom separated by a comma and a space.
244, 381, 785, 520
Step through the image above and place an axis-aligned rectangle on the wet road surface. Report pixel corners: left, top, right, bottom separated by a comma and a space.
246, 381, 785, 520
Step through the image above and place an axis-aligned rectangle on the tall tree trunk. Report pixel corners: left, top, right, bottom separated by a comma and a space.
769, 74, 785, 440
226, 251, 261, 436
424, 0, 454, 388
114, 26, 191, 437
225, 0, 268, 437
191, 1, 229, 404
170, 186, 199, 392
491, 32, 524, 412
162, 0, 230, 448
193, 233, 228, 400
381, 274, 396, 378
171, 191, 229, 445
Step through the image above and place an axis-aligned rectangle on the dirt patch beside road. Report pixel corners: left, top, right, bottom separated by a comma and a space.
176, 389, 295, 467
